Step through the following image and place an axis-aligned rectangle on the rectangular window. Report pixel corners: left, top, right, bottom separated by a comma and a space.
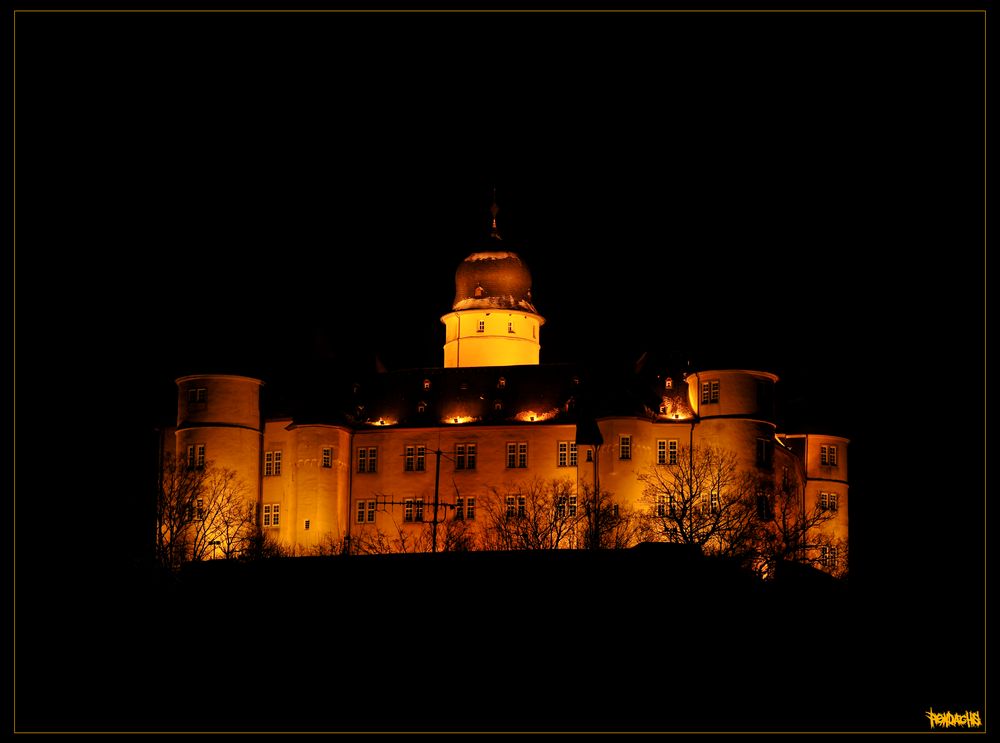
466, 497, 476, 520
507, 321, 514, 333
556, 496, 566, 518
188, 444, 205, 469
367, 500, 376, 523
820, 444, 839, 466
506, 495, 516, 518
619, 435, 631, 461
357, 447, 377, 473
404, 498, 414, 522
322, 447, 332, 468
196, 498, 204, 521
829, 493, 838, 512
710, 491, 720, 514
304, 519, 310, 531
557, 441, 578, 467
701, 380, 720, 404
477, 320, 485, 333
455, 443, 477, 470
405, 446, 415, 472
188, 387, 207, 404
820, 546, 839, 569
507, 442, 527, 468
568, 495, 577, 517
455, 496, 464, 520
356, 500, 366, 524
415, 498, 424, 522
264, 451, 282, 476
517, 495, 526, 518
656, 495, 667, 518
819, 492, 828, 511
273, 451, 281, 476
263, 504, 271, 527
656, 439, 667, 465
756, 439, 772, 468
455, 444, 466, 470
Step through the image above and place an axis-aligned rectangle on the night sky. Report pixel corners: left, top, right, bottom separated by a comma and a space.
13, 8, 985, 733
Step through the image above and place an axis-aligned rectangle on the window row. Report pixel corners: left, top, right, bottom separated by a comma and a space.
355, 442, 582, 474
354, 497, 480, 524
261, 447, 336, 476
819, 445, 839, 466
819, 492, 839, 512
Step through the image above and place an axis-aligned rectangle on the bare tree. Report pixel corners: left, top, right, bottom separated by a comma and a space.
481, 478, 583, 550
637, 444, 759, 559
155, 452, 256, 569
189, 467, 256, 561
750, 471, 838, 575
579, 483, 645, 550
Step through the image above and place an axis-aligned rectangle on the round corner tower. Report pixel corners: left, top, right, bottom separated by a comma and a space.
175, 374, 263, 505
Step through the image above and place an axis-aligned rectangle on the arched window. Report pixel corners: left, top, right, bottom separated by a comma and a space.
493, 400, 503, 412
417, 401, 427, 414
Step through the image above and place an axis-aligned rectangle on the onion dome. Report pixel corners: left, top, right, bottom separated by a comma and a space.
452, 251, 537, 313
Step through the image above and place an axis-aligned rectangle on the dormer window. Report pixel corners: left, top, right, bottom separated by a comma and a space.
417, 401, 427, 414
423, 379, 431, 391
665, 377, 673, 390
474, 283, 486, 298
497, 377, 507, 390
493, 400, 503, 412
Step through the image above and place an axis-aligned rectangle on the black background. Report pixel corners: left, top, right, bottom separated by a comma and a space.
11, 6, 986, 733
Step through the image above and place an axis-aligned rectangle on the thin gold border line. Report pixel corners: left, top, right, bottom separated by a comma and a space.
7, 8, 993, 12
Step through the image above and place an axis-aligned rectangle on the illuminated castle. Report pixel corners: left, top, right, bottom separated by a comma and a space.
165, 202, 848, 573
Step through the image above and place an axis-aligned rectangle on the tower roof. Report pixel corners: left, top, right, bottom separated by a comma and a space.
452, 251, 537, 313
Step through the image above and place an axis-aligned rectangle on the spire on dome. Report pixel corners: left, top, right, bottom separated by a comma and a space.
489, 187, 502, 241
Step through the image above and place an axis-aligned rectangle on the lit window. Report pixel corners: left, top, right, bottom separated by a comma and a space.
701, 380, 720, 405
820, 545, 839, 569
757, 492, 773, 519
558, 441, 577, 467
665, 377, 673, 390
260, 503, 280, 527
507, 442, 527, 468
357, 447, 377, 473
710, 491, 720, 514
756, 439, 773, 468
264, 451, 282, 477
455, 443, 477, 471
322, 447, 332, 468
477, 320, 485, 333
187, 444, 206, 469
466, 497, 476, 520
404, 445, 426, 472
619, 435, 631, 461
820, 445, 839, 466
423, 379, 431, 391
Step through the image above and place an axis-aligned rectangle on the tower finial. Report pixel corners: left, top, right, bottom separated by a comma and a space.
490, 186, 502, 241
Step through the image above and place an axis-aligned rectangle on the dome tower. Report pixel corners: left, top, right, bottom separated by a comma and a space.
440, 198, 544, 367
